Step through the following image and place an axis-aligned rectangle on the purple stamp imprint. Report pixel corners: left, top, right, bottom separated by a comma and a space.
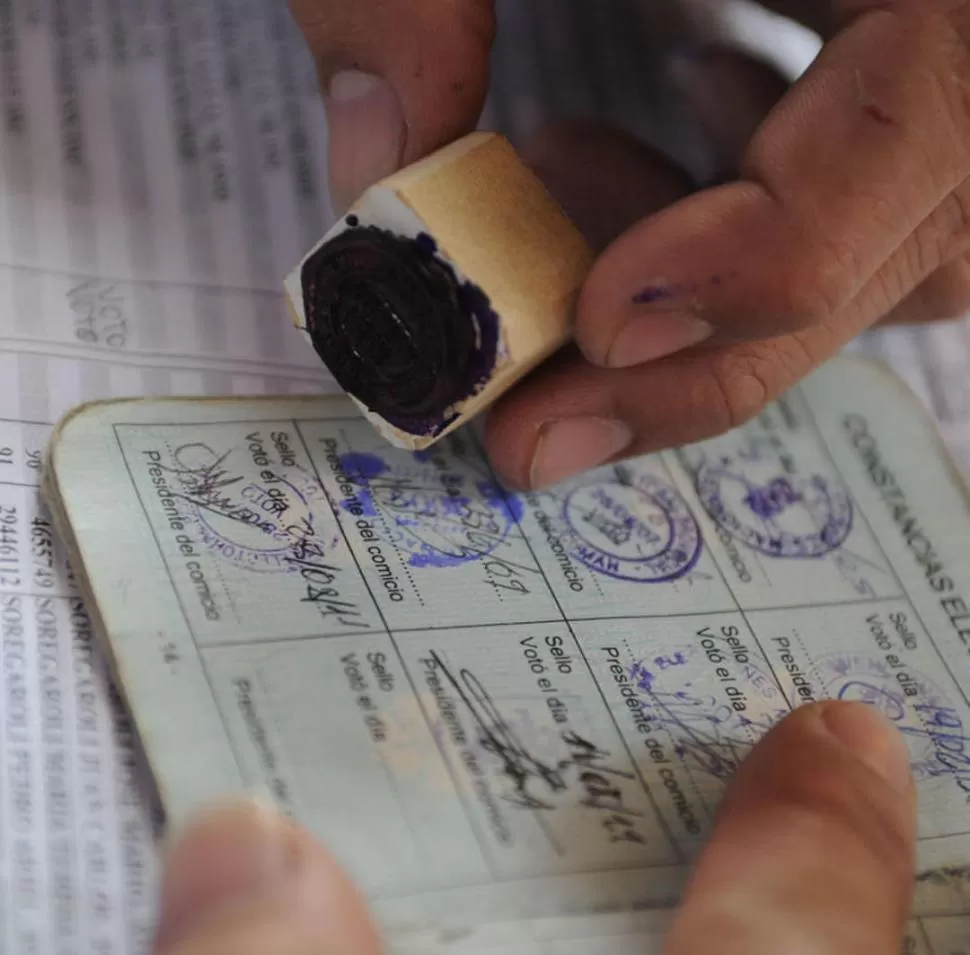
338, 451, 523, 569
561, 469, 702, 583
693, 441, 854, 559
164, 442, 337, 574
818, 653, 970, 793
629, 640, 787, 783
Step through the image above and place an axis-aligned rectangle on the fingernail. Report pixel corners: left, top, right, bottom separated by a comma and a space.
822, 703, 913, 795
325, 70, 406, 216
154, 800, 295, 949
607, 313, 713, 368
530, 417, 633, 488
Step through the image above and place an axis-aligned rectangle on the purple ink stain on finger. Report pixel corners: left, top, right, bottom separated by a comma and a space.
633, 274, 735, 306
633, 286, 674, 305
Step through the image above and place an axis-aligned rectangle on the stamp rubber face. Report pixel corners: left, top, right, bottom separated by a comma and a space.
300, 218, 499, 438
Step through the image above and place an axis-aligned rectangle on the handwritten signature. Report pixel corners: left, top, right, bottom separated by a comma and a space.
345, 464, 539, 590
162, 443, 366, 629
162, 443, 276, 534
429, 652, 647, 847
631, 673, 783, 781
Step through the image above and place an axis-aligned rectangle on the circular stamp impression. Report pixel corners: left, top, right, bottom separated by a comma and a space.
629, 642, 787, 780
694, 458, 853, 558
818, 653, 964, 786
339, 452, 522, 569
561, 471, 702, 583
183, 465, 335, 575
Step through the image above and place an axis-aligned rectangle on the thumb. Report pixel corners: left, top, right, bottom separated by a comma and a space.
665, 701, 916, 954
152, 801, 382, 955
289, 0, 495, 214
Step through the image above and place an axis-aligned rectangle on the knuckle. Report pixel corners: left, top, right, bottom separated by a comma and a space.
703, 341, 815, 435
893, 192, 970, 311
868, 259, 912, 317
908, 253, 970, 320
930, 187, 970, 256
704, 353, 772, 433
699, 338, 823, 439
732, 222, 855, 329
773, 237, 860, 325
936, 252, 970, 314
922, 8, 970, 160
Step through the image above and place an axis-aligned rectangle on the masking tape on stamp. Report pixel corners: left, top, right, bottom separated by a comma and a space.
284, 132, 594, 451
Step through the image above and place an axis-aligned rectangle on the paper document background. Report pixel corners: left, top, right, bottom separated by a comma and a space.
0, 1, 969, 953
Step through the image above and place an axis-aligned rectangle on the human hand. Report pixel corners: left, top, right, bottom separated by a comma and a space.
150, 702, 915, 955
290, 0, 970, 489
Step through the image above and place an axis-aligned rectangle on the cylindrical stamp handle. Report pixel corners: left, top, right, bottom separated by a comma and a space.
285, 133, 594, 451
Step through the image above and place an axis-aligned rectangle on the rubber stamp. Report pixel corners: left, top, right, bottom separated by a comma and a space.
284, 132, 594, 451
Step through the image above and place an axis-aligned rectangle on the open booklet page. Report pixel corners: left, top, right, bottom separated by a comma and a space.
43, 357, 970, 943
